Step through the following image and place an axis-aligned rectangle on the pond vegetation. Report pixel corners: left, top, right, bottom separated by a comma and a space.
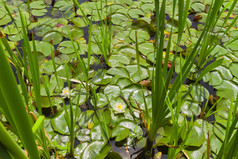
0, 0, 238, 158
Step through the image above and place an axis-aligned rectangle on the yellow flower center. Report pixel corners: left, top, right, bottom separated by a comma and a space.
117, 104, 122, 109
63, 90, 69, 94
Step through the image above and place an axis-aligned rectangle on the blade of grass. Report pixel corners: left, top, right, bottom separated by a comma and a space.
0, 40, 40, 159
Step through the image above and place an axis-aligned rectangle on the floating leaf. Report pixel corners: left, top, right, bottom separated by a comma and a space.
128, 9, 144, 19
43, 30, 63, 45
129, 29, 150, 43
108, 54, 131, 67
104, 85, 121, 100
82, 141, 106, 159
58, 41, 79, 54
111, 13, 129, 25
76, 129, 91, 142
181, 101, 201, 116
107, 67, 130, 78
32, 9, 47, 16
30, 1, 46, 9
138, 42, 154, 56
184, 126, 205, 147
215, 80, 238, 100
51, 106, 81, 135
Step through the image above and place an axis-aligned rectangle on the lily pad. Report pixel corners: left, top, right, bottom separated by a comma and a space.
58, 41, 79, 54
104, 85, 121, 100
129, 29, 150, 43
128, 9, 144, 19
108, 54, 131, 67
43, 30, 63, 45
51, 106, 81, 135
111, 13, 129, 25
215, 80, 238, 100
30, 1, 46, 9
126, 65, 149, 83
82, 141, 106, 159
107, 67, 130, 78
181, 101, 201, 116
229, 62, 238, 78
183, 126, 205, 147
62, 26, 84, 40
32, 9, 47, 16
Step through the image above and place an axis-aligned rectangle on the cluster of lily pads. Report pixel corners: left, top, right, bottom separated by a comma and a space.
1, 0, 238, 158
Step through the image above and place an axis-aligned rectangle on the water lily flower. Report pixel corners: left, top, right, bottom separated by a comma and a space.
113, 102, 126, 114
61, 87, 74, 98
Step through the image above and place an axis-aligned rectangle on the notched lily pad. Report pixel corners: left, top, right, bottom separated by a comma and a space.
58, 41, 79, 54
43, 30, 63, 45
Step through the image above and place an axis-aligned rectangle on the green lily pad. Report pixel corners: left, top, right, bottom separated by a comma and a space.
229, 62, 238, 78
62, 26, 84, 40
181, 101, 201, 116
30, 1, 46, 9
138, 42, 154, 56
0, 10, 6, 19
71, 17, 88, 27
128, 9, 144, 19
82, 141, 106, 159
92, 70, 112, 85
0, 15, 11, 26
55, 54, 71, 65
118, 119, 143, 137
213, 123, 226, 141
41, 60, 54, 75
32, 41, 54, 57
104, 85, 121, 100
129, 29, 150, 43
191, 3, 205, 12
32, 9, 47, 16
121, 84, 141, 100
3, 24, 21, 35
117, 78, 133, 89
51, 106, 81, 135
156, 125, 173, 144
190, 85, 209, 102
118, 46, 136, 58
72, 93, 87, 105
210, 133, 222, 155
43, 30, 63, 45
76, 129, 91, 142
114, 126, 130, 142
111, 13, 129, 25
51, 134, 68, 150
56, 64, 73, 78
215, 80, 238, 100
141, 4, 155, 13
184, 126, 205, 147
58, 41, 79, 54
107, 67, 130, 78
209, 71, 223, 86
126, 65, 149, 83
214, 66, 233, 80
91, 93, 108, 108
35, 25, 53, 37
129, 89, 152, 110
184, 142, 207, 159
78, 110, 94, 128
91, 123, 111, 141
74, 142, 89, 157
108, 54, 131, 67
116, 0, 133, 5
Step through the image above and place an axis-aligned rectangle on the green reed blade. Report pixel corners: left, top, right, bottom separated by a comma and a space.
0, 41, 40, 159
